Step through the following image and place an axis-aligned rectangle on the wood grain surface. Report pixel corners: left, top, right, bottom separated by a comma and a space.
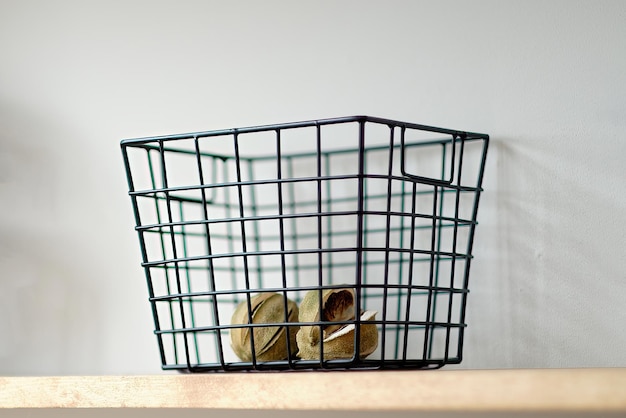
1, 368, 625, 411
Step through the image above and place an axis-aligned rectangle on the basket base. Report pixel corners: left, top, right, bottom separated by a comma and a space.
169, 358, 455, 373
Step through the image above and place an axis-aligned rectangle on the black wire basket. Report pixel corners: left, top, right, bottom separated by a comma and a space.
121, 116, 489, 372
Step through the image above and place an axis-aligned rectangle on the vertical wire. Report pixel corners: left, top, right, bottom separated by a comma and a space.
194, 138, 224, 368
315, 126, 323, 294
353, 120, 366, 362
421, 183, 440, 362
444, 135, 465, 361
146, 148, 178, 365
427, 143, 448, 358
247, 160, 263, 290
458, 135, 488, 362
286, 158, 300, 287
401, 180, 418, 362
362, 145, 369, 312
380, 125, 396, 365
125, 145, 166, 367
275, 129, 295, 366
317, 125, 326, 367
178, 200, 200, 365
158, 140, 192, 370
394, 140, 407, 360
233, 132, 257, 367
222, 161, 237, 301
324, 153, 333, 285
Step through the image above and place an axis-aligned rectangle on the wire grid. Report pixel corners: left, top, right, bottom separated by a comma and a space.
121, 116, 489, 372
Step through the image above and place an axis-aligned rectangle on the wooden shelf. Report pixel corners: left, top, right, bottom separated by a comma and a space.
1, 368, 625, 413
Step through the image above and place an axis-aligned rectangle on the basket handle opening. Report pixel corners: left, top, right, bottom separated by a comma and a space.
399, 130, 464, 186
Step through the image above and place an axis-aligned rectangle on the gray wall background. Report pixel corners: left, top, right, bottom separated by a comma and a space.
1, 0, 625, 375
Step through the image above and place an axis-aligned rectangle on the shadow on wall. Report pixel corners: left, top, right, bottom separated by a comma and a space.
0, 100, 104, 374
491, 136, 625, 367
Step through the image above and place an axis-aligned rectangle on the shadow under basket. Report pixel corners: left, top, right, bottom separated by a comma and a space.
121, 115, 489, 372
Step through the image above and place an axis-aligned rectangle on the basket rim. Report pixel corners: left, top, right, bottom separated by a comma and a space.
120, 115, 489, 146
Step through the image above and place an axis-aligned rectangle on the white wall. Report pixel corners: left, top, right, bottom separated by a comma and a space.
1, 0, 624, 375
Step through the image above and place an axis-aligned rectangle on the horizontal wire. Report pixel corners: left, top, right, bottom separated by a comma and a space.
141, 221, 470, 242
129, 173, 483, 198
136, 187, 462, 207
148, 284, 470, 302
148, 254, 467, 275
154, 320, 467, 335
136, 209, 476, 232
141, 246, 471, 267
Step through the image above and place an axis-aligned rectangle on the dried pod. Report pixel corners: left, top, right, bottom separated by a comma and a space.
296, 287, 378, 360
297, 310, 379, 360
298, 287, 355, 344
230, 293, 299, 362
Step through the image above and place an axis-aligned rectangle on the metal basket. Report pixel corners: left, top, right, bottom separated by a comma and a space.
121, 116, 489, 372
